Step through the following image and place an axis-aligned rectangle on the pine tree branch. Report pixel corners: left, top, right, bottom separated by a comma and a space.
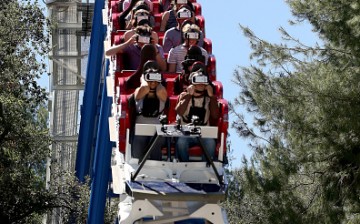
0, 102, 10, 144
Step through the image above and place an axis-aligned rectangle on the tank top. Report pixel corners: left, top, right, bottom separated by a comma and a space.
165, 10, 177, 31
182, 95, 207, 125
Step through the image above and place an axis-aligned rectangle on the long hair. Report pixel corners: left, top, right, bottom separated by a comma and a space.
130, 9, 150, 28
126, 44, 157, 89
118, 0, 147, 29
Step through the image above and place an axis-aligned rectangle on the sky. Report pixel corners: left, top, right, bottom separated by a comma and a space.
198, 0, 320, 168
38, 0, 320, 169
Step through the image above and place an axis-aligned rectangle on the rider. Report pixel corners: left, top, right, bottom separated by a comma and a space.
131, 60, 168, 161
175, 62, 219, 162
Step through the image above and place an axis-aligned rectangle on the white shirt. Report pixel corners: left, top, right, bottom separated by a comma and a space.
167, 44, 208, 72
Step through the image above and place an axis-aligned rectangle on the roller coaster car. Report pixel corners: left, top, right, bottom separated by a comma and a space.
113, 89, 229, 223
112, 120, 229, 224
106, 1, 229, 222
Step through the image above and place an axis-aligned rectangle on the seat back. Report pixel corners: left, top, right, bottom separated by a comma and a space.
203, 38, 212, 54
212, 81, 223, 99
118, 94, 132, 153
110, 1, 122, 14
207, 54, 216, 81
216, 99, 228, 160
192, 2, 202, 16
112, 30, 126, 45
111, 12, 121, 31
195, 15, 205, 36
116, 70, 136, 94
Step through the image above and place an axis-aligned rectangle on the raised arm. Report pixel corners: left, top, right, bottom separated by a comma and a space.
155, 46, 167, 71
160, 11, 170, 32
175, 92, 191, 116
156, 84, 167, 102
134, 80, 150, 100
105, 35, 136, 56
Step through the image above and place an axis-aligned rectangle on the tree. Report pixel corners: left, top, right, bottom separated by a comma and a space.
0, 1, 96, 223
0, 0, 53, 222
226, 0, 360, 223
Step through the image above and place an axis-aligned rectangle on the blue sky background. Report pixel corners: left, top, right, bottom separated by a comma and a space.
199, 0, 320, 168
37, 0, 320, 169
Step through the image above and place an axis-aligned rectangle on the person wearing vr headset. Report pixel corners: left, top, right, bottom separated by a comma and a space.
122, 0, 153, 12
167, 23, 208, 72
123, 13, 159, 44
162, 7, 204, 53
160, 0, 194, 32
175, 63, 219, 162
105, 24, 167, 71
118, 0, 152, 30
124, 1, 156, 30
174, 45, 210, 95
131, 60, 168, 161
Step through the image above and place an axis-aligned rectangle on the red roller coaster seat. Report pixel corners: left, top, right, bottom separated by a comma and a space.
111, 29, 125, 45
203, 37, 212, 54
110, 1, 122, 14
212, 81, 223, 99
118, 94, 132, 153
207, 54, 216, 81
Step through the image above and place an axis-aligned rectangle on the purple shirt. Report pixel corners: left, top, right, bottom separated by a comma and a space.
123, 44, 165, 70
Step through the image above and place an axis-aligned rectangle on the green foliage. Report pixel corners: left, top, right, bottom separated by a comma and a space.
227, 0, 360, 223
0, 1, 97, 223
47, 172, 118, 224
0, 0, 52, 222
287, 0, 360, 57
47, 173, 91, 224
